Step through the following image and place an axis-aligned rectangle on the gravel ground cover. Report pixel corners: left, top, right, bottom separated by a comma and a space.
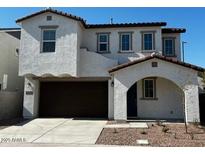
96, 122, 205, 147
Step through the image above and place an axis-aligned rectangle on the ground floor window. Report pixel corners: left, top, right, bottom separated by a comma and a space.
143, 78, 156, 99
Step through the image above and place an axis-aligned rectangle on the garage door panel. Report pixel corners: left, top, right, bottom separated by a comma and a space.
39, 81, 108, 118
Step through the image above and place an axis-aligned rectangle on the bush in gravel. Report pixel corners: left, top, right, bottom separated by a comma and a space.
156, 121, 165, 127
162, 126, 170, 133
113, 128, 118, 134
173, 132, 177, 139
156, 120, 162, 126
141, 129, 147, 135
193, 120, 200, 127
190, 132, 194, 140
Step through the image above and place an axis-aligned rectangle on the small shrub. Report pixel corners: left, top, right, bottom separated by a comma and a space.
190, 132, 194, 140
156, 120, 163, 126
173, 132, 177, 139
141, 129, 147, 135
113, 128, 118, 134
156, 120, 166, 127
162, 126, 170, 133
193, 120, 200, 127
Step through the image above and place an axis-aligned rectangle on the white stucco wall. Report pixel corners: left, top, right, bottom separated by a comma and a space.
82, 27, 162, 53
0, 91, 23, 120
23, 77, 39, 118
18, 12, 80, 77
82, 27, 163, 64
108, 77, 114, 119
0, 31, 24, 92
184, 84, 200, 122
198, 77, 205, 93
111, 58, 199, 122
137, 77, 184, 119
79, 49, 118, 77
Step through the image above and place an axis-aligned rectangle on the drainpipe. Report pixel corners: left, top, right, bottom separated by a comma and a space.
182, 41, 187, 62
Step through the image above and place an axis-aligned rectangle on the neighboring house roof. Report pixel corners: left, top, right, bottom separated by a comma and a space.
162, 28, 186, 33
109, 54, 205, 73
0, 28, 21, 31
16, 8, 167, 29
0, 28, 21, 39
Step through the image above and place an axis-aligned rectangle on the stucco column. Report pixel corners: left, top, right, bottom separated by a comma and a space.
23, 77, 39, 119
184, 84, 200, 123
113, 77, 127, 121
108, 78, 114, 119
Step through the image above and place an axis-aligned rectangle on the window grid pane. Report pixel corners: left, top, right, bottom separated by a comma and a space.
144, 80, 154, 98
99, 35, 107, 42
42, 29, 56, 52
98, 34, 108, 52
144, 33, 153, 50
43, 30, 56, 40
99, 44, 107, 51
121, 34, 130, 51
43, 42, 55, 52
164, 39, 174, 56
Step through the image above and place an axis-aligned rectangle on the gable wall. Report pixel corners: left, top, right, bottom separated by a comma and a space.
19, 12, 79, 77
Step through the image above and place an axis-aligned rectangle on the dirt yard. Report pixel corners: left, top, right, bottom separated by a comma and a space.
96, 122, 205, 147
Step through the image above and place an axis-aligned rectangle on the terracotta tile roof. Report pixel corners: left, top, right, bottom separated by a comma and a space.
16, 8, 87, 26
108, 54, 204, 73
16, 8, 166, 28
162, 28, 186, 33
0, 28, 21, 31
86, 22, 167, 28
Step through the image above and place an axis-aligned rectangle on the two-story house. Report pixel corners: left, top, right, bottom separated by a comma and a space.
16, 8, 204, 122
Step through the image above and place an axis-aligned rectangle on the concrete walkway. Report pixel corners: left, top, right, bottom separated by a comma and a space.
0, 118, 107, 145
105, 122, 148, 128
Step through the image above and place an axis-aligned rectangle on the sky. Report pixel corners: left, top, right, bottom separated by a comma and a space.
0, 7, 204, 67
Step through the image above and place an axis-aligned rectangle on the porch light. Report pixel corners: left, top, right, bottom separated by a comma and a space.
111, 81, 114, 87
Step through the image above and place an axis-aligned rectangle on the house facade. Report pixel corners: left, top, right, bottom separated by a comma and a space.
16, 8, 204, 122
0, 28, 24, 120
0, 28, 23, 92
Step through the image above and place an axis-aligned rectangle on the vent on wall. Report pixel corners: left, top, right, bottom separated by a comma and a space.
152, 62, 158, 67
47, 16, 52, 21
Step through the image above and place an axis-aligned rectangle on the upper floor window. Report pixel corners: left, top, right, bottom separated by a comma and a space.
97, 33, 109, 52
119, 32, 132, 52
42, 29, 56, 53
163, 38, 175, 57
142, 32, 155, 51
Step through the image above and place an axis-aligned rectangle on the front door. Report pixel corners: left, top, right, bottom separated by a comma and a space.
127, 83, 137, 118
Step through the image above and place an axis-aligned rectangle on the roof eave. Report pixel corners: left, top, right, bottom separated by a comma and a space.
109, 55, 204, 73
16, 9, 87, 26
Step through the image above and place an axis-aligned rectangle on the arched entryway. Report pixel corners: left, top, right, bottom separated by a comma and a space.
111, 57, 200, 122
127, 77, 184, 120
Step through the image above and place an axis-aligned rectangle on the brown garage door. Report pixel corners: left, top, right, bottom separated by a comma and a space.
39, 81, 108, 118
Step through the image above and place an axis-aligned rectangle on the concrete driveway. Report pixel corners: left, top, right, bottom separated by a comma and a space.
0, 118, 107, 145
